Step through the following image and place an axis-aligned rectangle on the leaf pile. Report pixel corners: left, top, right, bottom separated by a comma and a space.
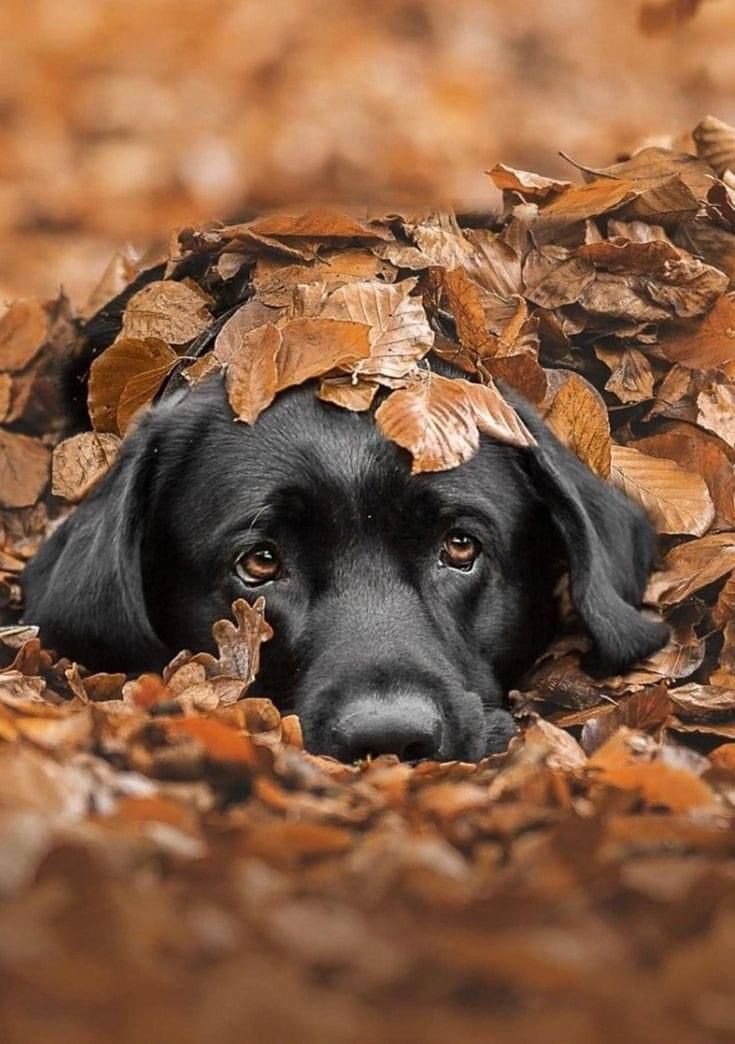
5, 121, 735, 1039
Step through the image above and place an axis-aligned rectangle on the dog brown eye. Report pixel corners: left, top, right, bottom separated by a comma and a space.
441, 531, 481, 570
236, 544, 281, 585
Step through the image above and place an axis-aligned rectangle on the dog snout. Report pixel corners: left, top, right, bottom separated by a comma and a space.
329, 696, 444, 763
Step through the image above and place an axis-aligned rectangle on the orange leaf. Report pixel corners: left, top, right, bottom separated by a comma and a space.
610, 443, 714, 536
375, 372, 534, 474
88, 337, 178, 435
276, 317, 372, 390
215, 322, 281, 424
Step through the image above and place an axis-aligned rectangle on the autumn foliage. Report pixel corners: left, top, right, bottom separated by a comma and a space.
5, 111, 735, 1040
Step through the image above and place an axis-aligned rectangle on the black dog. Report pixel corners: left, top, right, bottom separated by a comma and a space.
22, 373, 667, 761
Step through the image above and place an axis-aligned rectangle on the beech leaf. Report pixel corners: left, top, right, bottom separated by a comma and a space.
610, 443, 715, 536
374, 373, 534, 474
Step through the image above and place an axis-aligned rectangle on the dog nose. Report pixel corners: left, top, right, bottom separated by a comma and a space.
330, 698, 443, 763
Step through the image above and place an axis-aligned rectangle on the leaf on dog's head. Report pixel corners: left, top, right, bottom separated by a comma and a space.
0, 430, 50, 509
440, 267, 497, 355
320, 279, 434, 378
317, 377, 378, 411
215, 322, 281, 424
0, 299, 47, 372
375, 372, 534, 474
482, 353, 548, 405
120, 280, 212, 344
51, 432, 120, 503
117, 359, 180, 434
276, 318, 372, 390
611, 443, 715, 536
183, 352, 221, 387
88, 337, 178, 434
544, 373, 611, 479
246, 207, 390, 241
537, 178, 636, 223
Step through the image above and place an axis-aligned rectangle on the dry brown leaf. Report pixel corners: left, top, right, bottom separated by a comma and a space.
117, 360, 180, 434
578, 238, 727, 318
88, 336, 178, 434
82, 250, 140, 318
0, 431, 50, 509
247, 207, 388, 240
486, 164, 572, 201
51, 432, 121, 503
592, 753, 715, 812
580, 686, 672, 754
696, 379, 735, 448
254, 249, 392, 303
712, 617, 735, 687
183, 352, 221, 387
656, 295, 735, 369
374, 372, 534, 474
631, 424, 735, 531
463, 228, 525, 297
713, 570, 735, 628
646, 532, 735, 605
164, 716, 258, 769
693, 115, 735, 177
576, 273, 671, 324
120, 280, 211, 344
0, 373, 12, 422
581, 147, 714, 200
610, 443, 714, 536
441, 267, 497, 355
669, 683, 735, 719
595, 347, 655, 404
538, 178, 636, 223
545, 373, 611, 478
320, 279, 434, 379
402, 213, 475, 270
215, 322, 281, 425
482, 354, 547, 405
0, 299, 47, 373
317, 378, 378, 412
523, 249, 595, 309
197, 598, 273, 686
276, 318, 372, 391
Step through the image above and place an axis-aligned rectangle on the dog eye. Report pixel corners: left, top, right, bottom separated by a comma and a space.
236, 544, 281, 585
440, 530, 481, 570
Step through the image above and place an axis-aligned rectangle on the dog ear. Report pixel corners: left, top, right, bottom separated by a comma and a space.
22, 413, 169, 672
512, 396, 669, 671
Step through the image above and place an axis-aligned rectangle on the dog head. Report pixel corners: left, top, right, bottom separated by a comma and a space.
22, 373, 667, 761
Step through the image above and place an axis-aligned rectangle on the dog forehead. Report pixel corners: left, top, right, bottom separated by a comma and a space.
164, 377, 529, 523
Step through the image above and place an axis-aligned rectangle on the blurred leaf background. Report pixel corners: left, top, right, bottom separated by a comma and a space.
1, 0, 734, 301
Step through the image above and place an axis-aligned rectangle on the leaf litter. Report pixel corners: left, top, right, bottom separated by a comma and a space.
3, 117, 735, 1041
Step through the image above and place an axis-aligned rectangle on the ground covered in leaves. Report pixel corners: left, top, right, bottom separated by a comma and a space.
5, 121, 735, 1040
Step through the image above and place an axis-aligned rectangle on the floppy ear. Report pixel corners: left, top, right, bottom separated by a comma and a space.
512, 397, 669, 671
22, 414, 169, 672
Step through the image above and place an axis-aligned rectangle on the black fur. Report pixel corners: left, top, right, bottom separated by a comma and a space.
22, 374, 667, 761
